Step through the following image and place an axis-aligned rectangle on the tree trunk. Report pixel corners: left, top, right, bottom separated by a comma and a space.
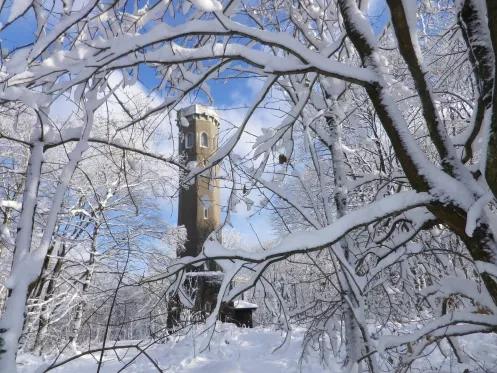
0, 143, 43, 372
326, 109, 378, 372
32, 243, 66, 355
18, 240, 57, 352
69, 224, 99, 352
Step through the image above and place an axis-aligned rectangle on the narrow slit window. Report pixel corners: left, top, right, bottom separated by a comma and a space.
200, 132, 209, 148
203, 206, 209, 219
186, 133, 194, 148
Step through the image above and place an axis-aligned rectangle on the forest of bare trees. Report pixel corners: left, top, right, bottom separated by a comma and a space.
1, 0, 497, 372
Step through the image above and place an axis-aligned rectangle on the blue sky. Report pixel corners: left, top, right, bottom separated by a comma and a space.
0, 0, 388, 249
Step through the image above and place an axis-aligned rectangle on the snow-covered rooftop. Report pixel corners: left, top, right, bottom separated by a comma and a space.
177, 104, 219, 120
233, 300, 258, 309
185, 271, 224, 277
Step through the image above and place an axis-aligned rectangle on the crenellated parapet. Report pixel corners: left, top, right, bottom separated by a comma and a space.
177, 104, 220, 127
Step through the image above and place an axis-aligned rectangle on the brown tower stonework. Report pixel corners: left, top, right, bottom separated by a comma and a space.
177, 104, 221, 263
176, 104, 223, 316
171, 105, 256, 326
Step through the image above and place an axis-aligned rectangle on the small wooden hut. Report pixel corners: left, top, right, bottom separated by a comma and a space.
221, 300, 258, 328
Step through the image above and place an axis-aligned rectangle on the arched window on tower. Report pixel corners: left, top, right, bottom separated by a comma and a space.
186, 133, 194, 149
200, 132, 209, 148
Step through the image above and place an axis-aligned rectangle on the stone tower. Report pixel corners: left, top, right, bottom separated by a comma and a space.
177, 104, 221, 269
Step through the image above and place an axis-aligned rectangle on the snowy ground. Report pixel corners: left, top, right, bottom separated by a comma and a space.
17, 324, 334, 373
17, 324, 497, 373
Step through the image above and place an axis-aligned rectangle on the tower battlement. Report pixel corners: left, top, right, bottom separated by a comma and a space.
177, 104, 220, 127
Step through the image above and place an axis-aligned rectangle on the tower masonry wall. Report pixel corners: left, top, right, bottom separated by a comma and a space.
177, 106, 221, 261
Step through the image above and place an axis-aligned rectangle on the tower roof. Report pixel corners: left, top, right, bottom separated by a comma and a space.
177, 104, 220, 127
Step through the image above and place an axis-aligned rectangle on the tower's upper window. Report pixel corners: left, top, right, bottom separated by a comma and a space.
203, 206, 209, 219
200, 132, 209, 148
186, 133, 194, 149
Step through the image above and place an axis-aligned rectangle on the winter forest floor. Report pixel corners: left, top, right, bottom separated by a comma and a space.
16, 324, 497, 373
